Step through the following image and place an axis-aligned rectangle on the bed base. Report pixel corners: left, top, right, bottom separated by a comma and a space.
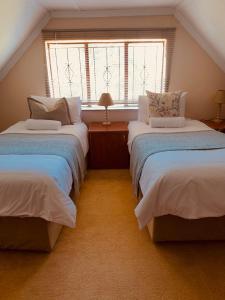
0, 187, 77, 252
148, 215, 225, 242
0, 217, 62, 252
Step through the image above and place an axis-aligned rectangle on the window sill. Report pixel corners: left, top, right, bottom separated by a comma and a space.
81, 105, 138, 111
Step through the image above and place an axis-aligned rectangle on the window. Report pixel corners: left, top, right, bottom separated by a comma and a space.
43, 29, 175, 105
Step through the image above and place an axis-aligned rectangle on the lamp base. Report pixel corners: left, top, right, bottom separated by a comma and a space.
102, 121, 111, 125
212, 118, 223, 123
102, 106, 111, 125
213, 103, 223, 123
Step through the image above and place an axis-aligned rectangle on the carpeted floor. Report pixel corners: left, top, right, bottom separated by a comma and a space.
0, 170, 225, 299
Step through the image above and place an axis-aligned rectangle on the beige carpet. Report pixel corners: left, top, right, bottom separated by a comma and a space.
0, 170, 225, 300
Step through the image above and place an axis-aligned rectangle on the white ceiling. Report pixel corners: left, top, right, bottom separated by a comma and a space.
0, 0, 225, 80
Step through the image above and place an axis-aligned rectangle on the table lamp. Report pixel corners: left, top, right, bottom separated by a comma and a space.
98, 93, 113, 125
213, 90, 225, 123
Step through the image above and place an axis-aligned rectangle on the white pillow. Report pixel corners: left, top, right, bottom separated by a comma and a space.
138, 96, 149, 123
150, 117, 185, 128
66, 97, 81, 123
29, 96, 81, 123
138, 91, 188, 124
179, 91, 187, 117
25, 119, 62, 130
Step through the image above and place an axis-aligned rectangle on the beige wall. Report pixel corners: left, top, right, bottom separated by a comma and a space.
0, 15, 225, 130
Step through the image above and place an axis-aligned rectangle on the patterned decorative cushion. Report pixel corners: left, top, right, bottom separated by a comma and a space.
146, 90, 182, 118
27, 97, 72, 125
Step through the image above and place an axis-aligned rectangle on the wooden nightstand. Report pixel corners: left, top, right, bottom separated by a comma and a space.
88, 122, 130, 169
201, 120, 225, 132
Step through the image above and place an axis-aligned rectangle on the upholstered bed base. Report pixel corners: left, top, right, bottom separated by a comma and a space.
0, 217, 63, 252
148, 215, 225, 242
0, 185, 77, 252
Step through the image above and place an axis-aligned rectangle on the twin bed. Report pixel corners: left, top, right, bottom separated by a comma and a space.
129, 119, 225, 241
0, 121, 88, 251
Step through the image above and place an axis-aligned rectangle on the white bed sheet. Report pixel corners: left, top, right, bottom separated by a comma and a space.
0, 168, 75, 228
129, 120, 225, 229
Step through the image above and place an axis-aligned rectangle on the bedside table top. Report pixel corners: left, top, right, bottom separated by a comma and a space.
89, 122, 128, 133
201, 120, 225, 131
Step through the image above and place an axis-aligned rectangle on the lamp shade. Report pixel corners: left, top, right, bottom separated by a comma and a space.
98, 93, 113, 107
214, 90, 225, 104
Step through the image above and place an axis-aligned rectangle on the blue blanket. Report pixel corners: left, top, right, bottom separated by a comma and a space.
0, 133, 85, 194
130, 130, 225, 196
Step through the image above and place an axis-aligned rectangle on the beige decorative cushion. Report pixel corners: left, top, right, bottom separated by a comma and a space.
29, 96, 81, 123
146, 90, 182, 118
27, 97, 72, 125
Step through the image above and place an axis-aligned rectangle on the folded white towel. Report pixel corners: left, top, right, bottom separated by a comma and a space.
150, 117, 185, 128
25, 119, 62, 130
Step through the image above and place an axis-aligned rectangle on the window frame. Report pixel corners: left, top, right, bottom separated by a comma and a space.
43, 28, 176, 106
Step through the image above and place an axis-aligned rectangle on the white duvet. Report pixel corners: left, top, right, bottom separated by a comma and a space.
0, 121, 88, 227
129, 120, 225, 229
0, 170, 75, 227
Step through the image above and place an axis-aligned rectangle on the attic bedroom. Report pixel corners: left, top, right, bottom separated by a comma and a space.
0, 0, 225, 299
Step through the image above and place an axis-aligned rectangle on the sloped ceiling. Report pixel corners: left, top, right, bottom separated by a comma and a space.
0, 0, 47, 75
0, 0, 225, 80
175, 0, 225, 74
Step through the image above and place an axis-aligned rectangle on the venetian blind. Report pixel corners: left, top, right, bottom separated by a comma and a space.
42, 28, 176, 105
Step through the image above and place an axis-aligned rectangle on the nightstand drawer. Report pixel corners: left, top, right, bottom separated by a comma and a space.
88, 122, 130, 169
